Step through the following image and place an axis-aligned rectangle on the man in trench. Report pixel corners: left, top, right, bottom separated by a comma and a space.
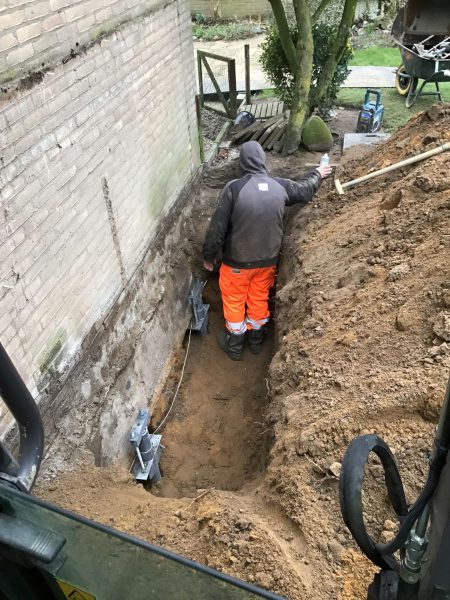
202, 140, 332, 360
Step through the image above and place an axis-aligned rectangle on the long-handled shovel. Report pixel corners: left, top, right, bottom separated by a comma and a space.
334, 142, 450, 195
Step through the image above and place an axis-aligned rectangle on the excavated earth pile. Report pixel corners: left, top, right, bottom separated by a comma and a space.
38, 104, 450, 600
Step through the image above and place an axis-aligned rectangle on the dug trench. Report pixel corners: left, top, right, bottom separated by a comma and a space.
149, 275, 275, 499
36, 153, 318, 599
37, 104, 450, 600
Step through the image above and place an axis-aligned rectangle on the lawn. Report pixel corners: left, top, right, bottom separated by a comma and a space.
337, 86, 450, 131
350, 47, 400, 67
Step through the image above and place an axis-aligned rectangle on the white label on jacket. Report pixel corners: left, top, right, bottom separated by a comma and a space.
258, 183, 269, 191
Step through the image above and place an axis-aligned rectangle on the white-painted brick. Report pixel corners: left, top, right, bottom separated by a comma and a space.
49, 0, 76, 10
0, 10, 26, 31
76, 12, 96, 32
42, 12, 65, 32
16, 21, 43, 43
0, 33, 19, 52
94, 7, 112, 22
6, 0, 33, 7
25, 2, 49, 20
6, 42, 34, 65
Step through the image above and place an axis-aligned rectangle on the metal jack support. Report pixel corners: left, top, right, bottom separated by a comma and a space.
189, 278, 209, 335
129, 409, 162, 482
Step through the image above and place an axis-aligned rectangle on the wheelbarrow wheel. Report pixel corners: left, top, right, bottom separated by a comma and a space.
396, 64, 414, 96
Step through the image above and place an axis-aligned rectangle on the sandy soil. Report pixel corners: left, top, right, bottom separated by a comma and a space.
37, 105, 450, 599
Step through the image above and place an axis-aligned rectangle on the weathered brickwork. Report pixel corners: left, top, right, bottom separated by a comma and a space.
0, 0, 200, 434
0, 0, 179, 81
190, 0, 271, 19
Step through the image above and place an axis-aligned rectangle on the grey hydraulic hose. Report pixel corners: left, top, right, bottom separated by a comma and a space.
0, 343, 44, 491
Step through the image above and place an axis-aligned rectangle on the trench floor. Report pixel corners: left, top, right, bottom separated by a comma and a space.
152, 274, 274, 498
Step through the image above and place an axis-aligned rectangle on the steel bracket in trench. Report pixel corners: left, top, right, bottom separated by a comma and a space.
129, 409, 162, 482
189, 278, 209, 335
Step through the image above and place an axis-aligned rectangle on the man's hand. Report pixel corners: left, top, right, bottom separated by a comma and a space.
316, 165, 333, 179
203, 260, 215, 272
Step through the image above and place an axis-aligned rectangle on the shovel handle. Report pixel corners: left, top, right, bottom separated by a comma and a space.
341, 143, 450, 192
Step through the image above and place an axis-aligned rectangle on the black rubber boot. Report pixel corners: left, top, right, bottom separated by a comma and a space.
217, 331, 245, 361
247, 328, 266, 355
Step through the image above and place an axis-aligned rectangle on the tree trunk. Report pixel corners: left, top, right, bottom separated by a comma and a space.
313, 0, 358, 108
283, 0, 314, 154
267, 0, 297, 73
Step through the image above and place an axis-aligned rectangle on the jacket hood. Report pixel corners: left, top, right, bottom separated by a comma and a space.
239, 141, 267, 174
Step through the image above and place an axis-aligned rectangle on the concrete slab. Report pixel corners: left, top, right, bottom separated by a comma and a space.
343, 132, 391, 151
343, 66, 397, 88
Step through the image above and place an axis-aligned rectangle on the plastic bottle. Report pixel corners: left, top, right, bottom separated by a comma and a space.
319, 153, 330, 167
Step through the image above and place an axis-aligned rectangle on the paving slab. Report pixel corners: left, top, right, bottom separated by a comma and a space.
343, 132, 391, 151
343, 66, 396, 88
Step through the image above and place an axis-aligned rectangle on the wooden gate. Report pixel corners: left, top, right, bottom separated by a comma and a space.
197, 50, 237, 119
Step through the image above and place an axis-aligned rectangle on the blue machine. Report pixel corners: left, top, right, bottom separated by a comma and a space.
356, 89, 384, 133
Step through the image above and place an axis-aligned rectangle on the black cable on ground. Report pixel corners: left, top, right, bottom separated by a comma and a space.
339, 434, 408, 570
340, 432, 450, 570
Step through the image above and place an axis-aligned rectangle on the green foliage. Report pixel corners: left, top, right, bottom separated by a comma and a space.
192, 21, 260, 41
192, 13, 207, 24
260, 23, 353, 112
311, 23, 353, 113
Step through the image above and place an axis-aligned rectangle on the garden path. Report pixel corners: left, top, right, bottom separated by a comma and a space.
193, 36, 396, 93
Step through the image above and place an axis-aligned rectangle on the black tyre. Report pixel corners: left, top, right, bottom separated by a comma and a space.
396, 64, 412, 96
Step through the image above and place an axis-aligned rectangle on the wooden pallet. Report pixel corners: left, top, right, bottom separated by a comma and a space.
233, 110, 290, 151
239, 101, 284, 120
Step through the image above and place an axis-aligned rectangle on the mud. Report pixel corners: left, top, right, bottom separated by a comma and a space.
38, 105, 450, 599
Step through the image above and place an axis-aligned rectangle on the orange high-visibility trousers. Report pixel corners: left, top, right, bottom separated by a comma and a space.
219, 263, 276, 334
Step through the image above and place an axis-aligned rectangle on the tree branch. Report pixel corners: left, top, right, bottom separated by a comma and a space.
311, 0, 334, 25
282, 0, 314, 154
313, 0, 358, 106
268, 0, 297, 73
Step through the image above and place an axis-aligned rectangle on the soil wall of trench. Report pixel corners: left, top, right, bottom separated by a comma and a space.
39, 105, 450, 600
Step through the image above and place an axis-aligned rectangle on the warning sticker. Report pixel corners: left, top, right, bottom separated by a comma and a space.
57, 580, 97, 600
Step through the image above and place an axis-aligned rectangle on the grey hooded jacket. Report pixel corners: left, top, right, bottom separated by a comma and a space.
202, 141, 322, 269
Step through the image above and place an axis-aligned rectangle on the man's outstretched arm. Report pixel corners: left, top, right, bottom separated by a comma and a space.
276, 165, 332, 207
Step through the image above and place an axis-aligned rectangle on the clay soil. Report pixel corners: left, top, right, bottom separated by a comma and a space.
37, 105, 450, 599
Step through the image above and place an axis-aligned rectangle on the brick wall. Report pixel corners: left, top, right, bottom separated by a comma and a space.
190, 0, 271, 19
0, 0, 177, 81
0, 0, 201, 436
